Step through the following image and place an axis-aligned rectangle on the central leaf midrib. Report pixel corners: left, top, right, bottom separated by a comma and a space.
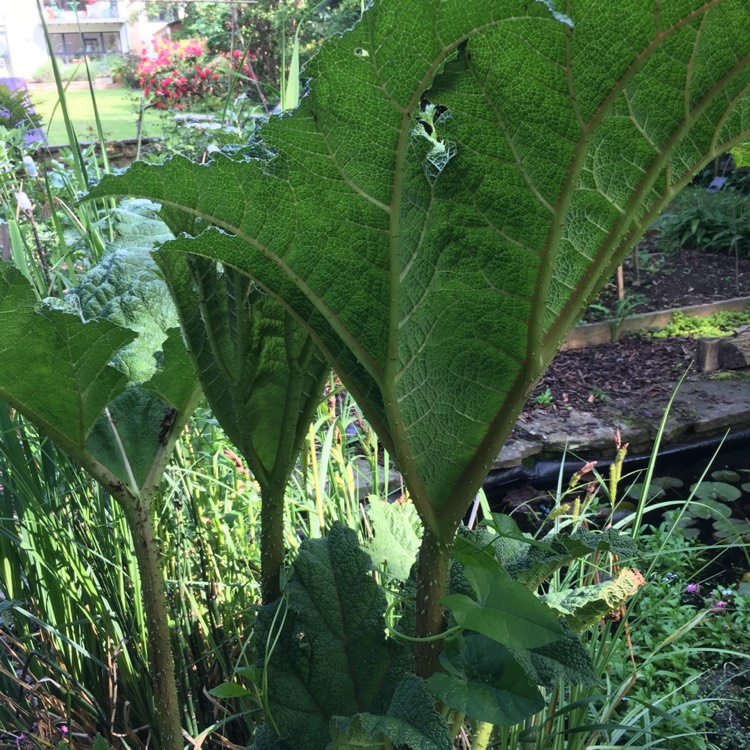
384, 16, 551, 526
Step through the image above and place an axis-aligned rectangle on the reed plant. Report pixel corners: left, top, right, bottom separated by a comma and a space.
0, 382, 410, 747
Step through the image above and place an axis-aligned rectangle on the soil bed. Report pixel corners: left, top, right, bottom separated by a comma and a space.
581, 249, 750, 323
526, 250, 750, 418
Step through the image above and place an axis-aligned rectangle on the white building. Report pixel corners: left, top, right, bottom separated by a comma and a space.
0, 1, 177, 79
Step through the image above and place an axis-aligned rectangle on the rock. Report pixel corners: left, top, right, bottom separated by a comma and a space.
493, 439, 542, 470
492, 379, 750, 472
675, 380, 750, 434
346, 457, 403, 501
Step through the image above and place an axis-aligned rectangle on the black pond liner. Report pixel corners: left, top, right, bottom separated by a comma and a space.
484, 426, 750, 511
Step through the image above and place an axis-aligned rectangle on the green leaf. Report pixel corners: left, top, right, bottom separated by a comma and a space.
105, 198, 175, 252
541, 567, 645, 632
427, 634, 544, 726
0, 262, 133, 450
710, 470, 740, 483
328, 676, 451, 750
55, 241, 178, 385
84, 385, 170, 488
508, 622, 598, 688
209, 682, 252, 699
144, 326, 200, 411
154, 248, 327, 488
88, 0, 750, 531
442, 563, 563, 649
91, 736, 114, 750
690, 481, 742, 503
502, 528, 636, 590
731, 140, 750, 168
364, 499, 422, 581
254, 524, 411, 749
53, 238, 201, 489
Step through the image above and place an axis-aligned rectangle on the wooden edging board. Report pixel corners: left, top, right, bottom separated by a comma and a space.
563, 295, 750, 351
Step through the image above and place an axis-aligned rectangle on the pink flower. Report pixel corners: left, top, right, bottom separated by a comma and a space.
711, 600, 728, 612
686, 583, 700, 594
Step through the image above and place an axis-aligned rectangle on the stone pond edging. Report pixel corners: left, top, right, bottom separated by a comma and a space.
493, 378, 750, 472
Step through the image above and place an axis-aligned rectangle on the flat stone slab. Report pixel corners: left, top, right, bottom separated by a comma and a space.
493, 376, 750, 471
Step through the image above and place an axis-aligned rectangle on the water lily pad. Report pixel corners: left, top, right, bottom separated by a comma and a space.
690, 482, 741, 503
626, 483, 665, 502
651, 476, 684, 490
710, 470, 740, 483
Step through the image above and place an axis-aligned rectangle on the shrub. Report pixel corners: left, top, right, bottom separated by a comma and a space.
654, 187, 750, 256
137, 37, 256, 111
30, 58, 110, 83
109, 51, 142, 88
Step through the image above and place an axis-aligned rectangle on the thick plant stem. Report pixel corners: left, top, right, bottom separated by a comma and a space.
260, 484, 285, 603
122, 498, 183, 750
471, 722, 494, 750
415, 525, 454, 677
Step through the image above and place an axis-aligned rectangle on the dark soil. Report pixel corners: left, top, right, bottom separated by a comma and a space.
525, 250, 750, 415
527, 335, 696, 414
582, 248, 750, 323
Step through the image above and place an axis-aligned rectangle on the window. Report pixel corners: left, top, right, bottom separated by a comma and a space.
50, 31, 122, 63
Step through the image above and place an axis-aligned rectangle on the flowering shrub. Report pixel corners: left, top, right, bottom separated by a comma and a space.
138, 38, 256, 111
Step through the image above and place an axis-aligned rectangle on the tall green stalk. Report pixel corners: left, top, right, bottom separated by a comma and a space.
119, 492, 182, 750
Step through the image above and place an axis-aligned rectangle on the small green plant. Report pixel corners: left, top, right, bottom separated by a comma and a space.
591, 386, 609, 402
533, 385, 554, 407
587, 294, 649, 338
653, 308, 750, 338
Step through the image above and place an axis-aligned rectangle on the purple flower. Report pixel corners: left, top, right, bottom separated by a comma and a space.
15, 735, 25, 746
710, 600, 728, 612
58, 725, 68, 735
686, 583, 700, 594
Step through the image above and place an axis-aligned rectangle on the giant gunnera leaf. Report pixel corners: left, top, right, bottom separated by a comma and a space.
47, 202, 200, 488
87, 0, 750, 537
0, 262, 133, 452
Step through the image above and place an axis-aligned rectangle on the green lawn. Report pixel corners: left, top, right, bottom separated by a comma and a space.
30, 88, 164, 145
